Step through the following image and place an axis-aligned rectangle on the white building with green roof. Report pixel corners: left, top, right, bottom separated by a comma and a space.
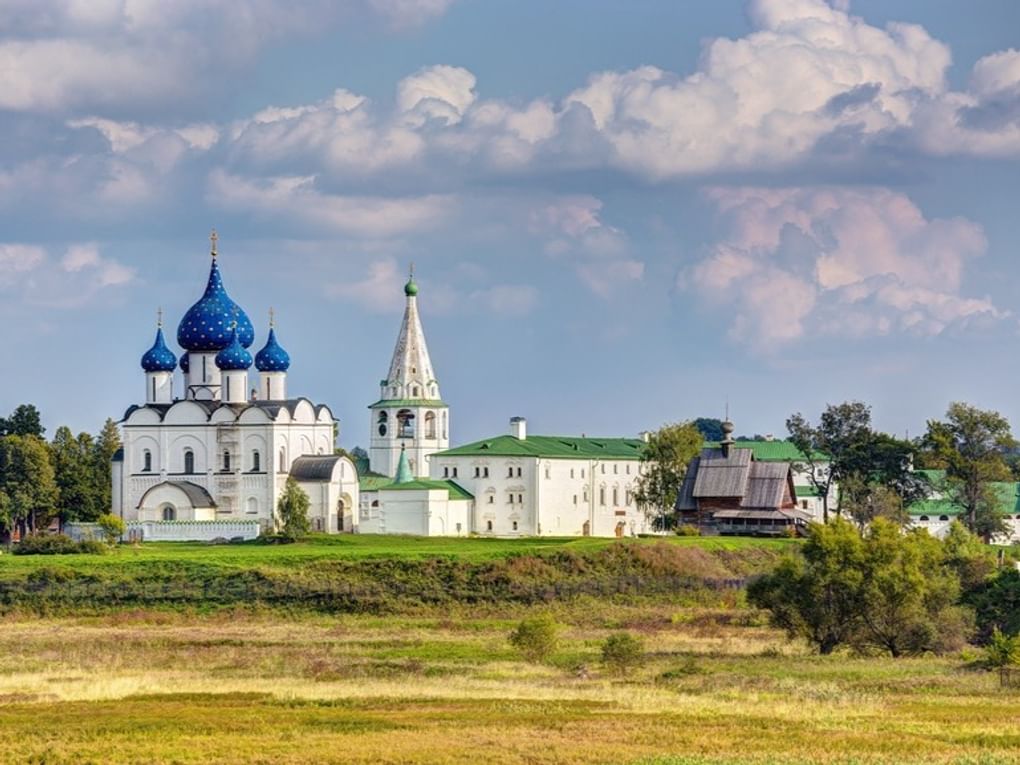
908, 470, 1020, 543
428, 417, 652, 537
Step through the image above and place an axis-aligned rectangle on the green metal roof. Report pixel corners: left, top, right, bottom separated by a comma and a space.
795, 485, 823, 498
432, 434, 646, 461
368, 399, 448, 409
704, 440, 829, 462
907, 477, 1020, 518
381, 478, 474, 501
357, 473, 391, 492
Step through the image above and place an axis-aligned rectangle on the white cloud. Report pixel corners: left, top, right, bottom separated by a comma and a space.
0, 1, 457, 115
397, 65, 477, 126
326, 257, 405, 313
688, 187, 1003, 346
468, 284, 538, 316
0, 241, 135, 307
208, 169, 454, 238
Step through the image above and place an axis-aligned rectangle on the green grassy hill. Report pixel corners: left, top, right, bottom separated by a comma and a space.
0, 535, 795, 614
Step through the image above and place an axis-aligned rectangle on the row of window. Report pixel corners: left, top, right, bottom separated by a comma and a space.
141, 447, 289, 474
438, 463, 639, 480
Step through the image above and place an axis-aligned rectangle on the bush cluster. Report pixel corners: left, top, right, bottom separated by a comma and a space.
13, 534, 106, 556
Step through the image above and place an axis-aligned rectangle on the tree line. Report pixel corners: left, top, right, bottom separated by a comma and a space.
637, 401, 1020, 541
0, 404, 121, 544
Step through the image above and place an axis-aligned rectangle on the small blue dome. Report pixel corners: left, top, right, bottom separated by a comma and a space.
141, 327, 177, 372
179, 353, 190, 373
215, 326, 252, 371
177, 259, 255, 352
255, 328, 291, 372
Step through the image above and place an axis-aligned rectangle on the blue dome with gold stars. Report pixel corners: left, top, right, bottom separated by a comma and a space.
255, 328, 291, 372
141, 327, 177, 372
215, 325, 252, 371
177, 258, 255, 352
179, 353, 189, 373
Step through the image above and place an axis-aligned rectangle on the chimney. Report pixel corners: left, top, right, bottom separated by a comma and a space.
510, 416, 527, 440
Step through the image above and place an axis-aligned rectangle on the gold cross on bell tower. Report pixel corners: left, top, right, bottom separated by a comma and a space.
269, 306, 275, 328
210, 228, 218, 258
156, 306, 164, 328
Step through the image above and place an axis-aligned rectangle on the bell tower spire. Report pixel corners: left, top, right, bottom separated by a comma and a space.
368, 266, 449, 478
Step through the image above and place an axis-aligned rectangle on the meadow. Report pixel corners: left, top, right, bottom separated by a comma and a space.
0, 536, 1016, 764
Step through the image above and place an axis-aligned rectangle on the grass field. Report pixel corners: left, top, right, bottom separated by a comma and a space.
0, 533, 799, 570
2, 537, 1014, 763
1, 604, 1016, 764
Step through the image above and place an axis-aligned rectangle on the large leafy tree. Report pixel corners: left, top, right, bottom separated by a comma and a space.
0, 404, 45, 438
750, 519, 970, 657
0, 434, 58, 539
787, 403, 922, 524
277, 477, 311, 539
693, 418, 725, 442
633, 421, 703, 531
748, 519, 866, 654
50, 427, 102, 525
921, 402, 1015, 540
786, 402, 874, 523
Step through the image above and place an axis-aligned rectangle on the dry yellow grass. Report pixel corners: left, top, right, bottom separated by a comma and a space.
0, 608, 1017, 764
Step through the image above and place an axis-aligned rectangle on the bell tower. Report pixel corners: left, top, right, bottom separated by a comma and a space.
368, 266, 448, 477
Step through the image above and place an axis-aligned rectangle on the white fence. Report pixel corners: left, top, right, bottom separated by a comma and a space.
66, 520, 261, 543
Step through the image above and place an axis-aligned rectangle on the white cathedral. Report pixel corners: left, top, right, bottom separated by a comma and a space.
112, 234, 653, 540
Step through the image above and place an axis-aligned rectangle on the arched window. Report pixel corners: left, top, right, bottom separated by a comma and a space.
918, 515, 929, 521
413, 385, 420, 397
613, 487, 619, 506
486, 520, 493, 532
223, 450, 231, 471
279, 447, 286, 473
397, 409, 414, 439
162, 505, 176, 521
599, 487, 606, 506
377, 411, 388, 437
183, 449, 194, 474
143, 449, 152, 472
939, 515, 949, 521
246, 497, 258, 514
442, 411, 447, 439
425, 411, 436, 439
252, 450, 261, 472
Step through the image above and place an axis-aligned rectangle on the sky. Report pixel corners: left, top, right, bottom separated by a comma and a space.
1, 0, 1019, 448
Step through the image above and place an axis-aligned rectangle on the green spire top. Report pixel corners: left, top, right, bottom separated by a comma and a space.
394, 444, 413, 484
404, 262, 418, 297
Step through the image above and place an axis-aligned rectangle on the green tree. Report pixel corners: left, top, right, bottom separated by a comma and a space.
984, 628, 1020, 668
967, 568, 1020, 643
0, 435, 58, 539
601, 632, 644, 676
633, 421, 703, 531
96, 513, 125, 546
50, 427, 101, 526
750, 518, 971, 657
942, 521, 996, 592
92, 418, 122, 516
508, 615, 559, 663
0, 404, 45, 438
855, 520, 967, 657
922, 402, 1015, 540
748, 519, 866, 654
786, 402, 873, 523
693, 418, 725, 442
277, 477, 311, 539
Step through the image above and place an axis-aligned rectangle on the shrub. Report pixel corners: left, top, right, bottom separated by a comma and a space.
14, 534, 80, 555
96, 514, 126, 546
13, 534, 106, 556
508, 614, 559, 663
985, 628, 1020, 668
675, 525, 701, 537
601, 631, 644, 676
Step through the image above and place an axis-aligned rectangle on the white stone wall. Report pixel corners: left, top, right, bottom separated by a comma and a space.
67, 520, 260, 543
359, 488, 469, 536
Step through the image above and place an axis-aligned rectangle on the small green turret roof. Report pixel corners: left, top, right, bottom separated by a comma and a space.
394, 446, 414, 484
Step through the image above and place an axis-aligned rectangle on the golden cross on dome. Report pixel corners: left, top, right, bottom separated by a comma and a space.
269, 307, 275, 328
409, 262, 414, 278
210, 228, 218, 258
157, 306, 163, 328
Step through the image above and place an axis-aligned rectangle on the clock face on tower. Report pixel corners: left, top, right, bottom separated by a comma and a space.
378, 424, 387, 436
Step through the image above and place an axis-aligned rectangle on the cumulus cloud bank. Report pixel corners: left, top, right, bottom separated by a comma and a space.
687, 187, 1004, 346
